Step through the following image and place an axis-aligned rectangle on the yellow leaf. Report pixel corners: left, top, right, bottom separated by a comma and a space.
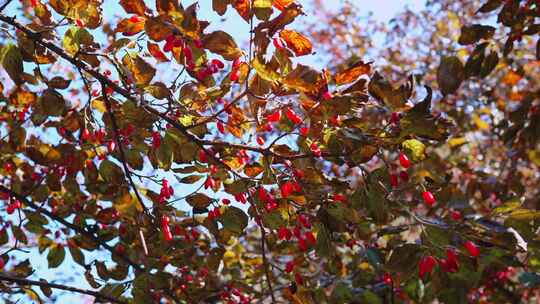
91, 98, 106, 112
114, 192, 142, 216
527, 150, 540, 166
49, 0, 103, 29
448, 137, 467, 148
279, 29, 312, 56
402, 139, 426, 162
122, 54, 156, 87
472, 113, 489, 130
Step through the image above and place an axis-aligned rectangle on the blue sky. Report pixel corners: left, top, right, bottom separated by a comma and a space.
1, 0, 425, 302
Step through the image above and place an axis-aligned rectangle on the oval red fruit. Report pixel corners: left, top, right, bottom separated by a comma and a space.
399, 153, 411, 168
464, 240, 480, 258
422, 191, 436, 206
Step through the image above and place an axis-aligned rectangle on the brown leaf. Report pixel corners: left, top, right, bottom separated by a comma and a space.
368, 72, 413, 111
120, 0, 147, 15
279, 29, 312, 56
233, 0, 251, 21
437, 56, 465, 95
144, 17, 173, 41
147, 41, 169, 62
203, 31, 243, 60
122, 54, 156, 86
335, 61, 371, 85
48, 76, 71, 90
283, 64, 325, 95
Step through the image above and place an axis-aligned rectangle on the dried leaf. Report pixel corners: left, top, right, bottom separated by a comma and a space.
335, 61, 371, 85
203, 31, 243, 60
120, 0, 147, 15
279, 29, 312, 56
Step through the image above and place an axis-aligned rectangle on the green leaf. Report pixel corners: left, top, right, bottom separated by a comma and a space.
99, 160, 125, 183
0, 44, 23, 84
315, 223, 332, 257
12, 225, 28, 244
492, 197, 522, 215
63, 26, 94, 55
386, 244, 421, 275
47, 245, 66, 268
253, 56, 280, 83
186, 193, 213, 208
220, 206, 248, 235
437, 56, 464, 95
402, 139, 426, 162
69, 245, 86, 267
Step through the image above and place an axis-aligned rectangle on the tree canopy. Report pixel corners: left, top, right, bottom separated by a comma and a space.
0, 0, 539, 303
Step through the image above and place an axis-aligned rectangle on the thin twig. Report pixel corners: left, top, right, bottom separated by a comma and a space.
0, 273, 128, 304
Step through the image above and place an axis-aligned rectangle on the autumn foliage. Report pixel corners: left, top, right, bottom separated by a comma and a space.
0, 0, 539, 303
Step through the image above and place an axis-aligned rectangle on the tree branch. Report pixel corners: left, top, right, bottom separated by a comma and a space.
0, 273, 128, 304
0, 186, 143, 273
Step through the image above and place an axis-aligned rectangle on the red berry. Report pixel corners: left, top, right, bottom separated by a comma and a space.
217, 121, 226, 134
161, 215, 170, 226
107, 141, 116, 153
304, 231, 316, 245
222, 198, 231, 205
81, 128, 91, 140
280, 182, 294, 198
273, 37, 285, 49
0, 257, 4, 269
232, 57, 242, 69
419, 255, 437, 280
464, 240, 480, 258
285, 108, 302, 125
277, 227, 291, 240
310, 142, 322, 157
285, 261, 295, 273
194, 39, 203, 48
266, 110, 282, 123
450, 209, 462, 220
75, 19, 84, 27
399, 171, 409, 182
230, 69, 240, 82
300, 127, 309, 137
422, 191, 436, 206
294, 273, 304, 285
198, 150, 207, 163
399, 153, 411, 168
256, 136, 265, 146
389, 174, 399, 187
322, 91, 333, 100
390, 112, 401, 124
382, 273, 393, 285
211, 59, 225, 69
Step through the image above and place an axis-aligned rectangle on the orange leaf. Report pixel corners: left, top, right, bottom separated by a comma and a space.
115, 18, 145, 35
334, 61, 371, 85
273, 0, 294, 11
147, 42, 169, 62
234, 0, 251, 21
502, 70, 522, 86
119, 0, 147, 15
279, 29, 312, 56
